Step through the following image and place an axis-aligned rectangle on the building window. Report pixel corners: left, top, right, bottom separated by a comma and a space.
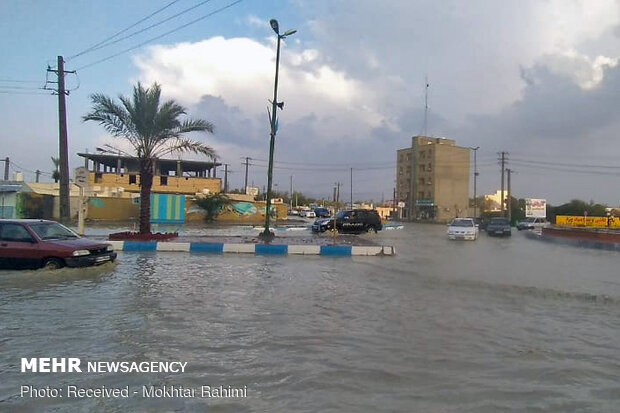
418, 191, 425, 198
427, 192, 432, 198
419, 178, 425, 186
129, 174, 137, 185
420, 151, 425, 159
160, 176, 168, 186
94, 172, 102, 183
427, 163, 432, 172
419, 164, 425, 172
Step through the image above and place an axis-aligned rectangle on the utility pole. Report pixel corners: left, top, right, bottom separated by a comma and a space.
35, 170, 41, 183
48, 56, 75, 223
333, 182, 341, 212
242, 157, 251, 194
333, 182, 341, 242
289, 175, 293, 211
469, 147, 479, 218
223, 163, 229, 193
506, 168, 512, 223
350, 167, 353, 209
499, 151, 508, 217
393, 187, 396, 218
3, 157, 8, 180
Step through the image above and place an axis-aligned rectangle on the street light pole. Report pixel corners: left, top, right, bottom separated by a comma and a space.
469, 146, 479, 219
260, 19, 296, 241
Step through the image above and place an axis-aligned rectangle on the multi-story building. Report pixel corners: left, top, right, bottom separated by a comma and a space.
396, 136, 470, 222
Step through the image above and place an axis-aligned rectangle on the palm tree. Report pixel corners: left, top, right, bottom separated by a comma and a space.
83, 82, 216, 234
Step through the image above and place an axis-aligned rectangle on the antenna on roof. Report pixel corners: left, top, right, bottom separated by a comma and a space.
423, 75, 429, 137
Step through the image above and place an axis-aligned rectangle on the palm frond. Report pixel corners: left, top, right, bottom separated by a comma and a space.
154, 138, 217, 160
83, 93, 138, 143
84, 82, 217, 162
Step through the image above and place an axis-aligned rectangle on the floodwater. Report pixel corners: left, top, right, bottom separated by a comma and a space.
1, 224, 620, 412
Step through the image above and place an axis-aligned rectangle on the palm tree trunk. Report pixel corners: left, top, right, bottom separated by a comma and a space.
139, 159, 154, 234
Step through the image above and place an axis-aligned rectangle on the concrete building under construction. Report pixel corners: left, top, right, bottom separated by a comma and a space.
396, 136, 470, 222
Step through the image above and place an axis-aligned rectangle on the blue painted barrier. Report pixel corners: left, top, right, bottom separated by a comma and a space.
107, 241, 394, 256
255, 244, 288, 255
123, 241, 157, 251
190, 243, 224, 253
320, 245, 353, 256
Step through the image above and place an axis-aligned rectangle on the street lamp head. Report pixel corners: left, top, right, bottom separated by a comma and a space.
270, 19, 279, 34
282, 29, 297, 37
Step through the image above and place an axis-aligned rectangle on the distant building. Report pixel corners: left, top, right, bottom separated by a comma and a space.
396, 136, 470, 222
484, 190, 508, 212
77, 153, 221, 196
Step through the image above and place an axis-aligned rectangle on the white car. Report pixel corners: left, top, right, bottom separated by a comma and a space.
302, 210, 316, 218
447, 218, 479, 240
517, 217, 549, 230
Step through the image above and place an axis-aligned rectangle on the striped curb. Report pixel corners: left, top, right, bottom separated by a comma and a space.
107, 241, 395, 256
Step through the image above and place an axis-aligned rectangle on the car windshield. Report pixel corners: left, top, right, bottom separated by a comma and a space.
523, 218, 536, 223
336, 211, 348, 220
451, 219, 473, 227
490, 218, 510, 225
29, 222, 79, 240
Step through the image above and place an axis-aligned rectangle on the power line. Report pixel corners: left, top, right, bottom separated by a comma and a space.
68, 0, 182, 60
0, 90, 51, 95
76, 0, 244, 71
0, 85, 46, 90
0, 79, 45, 84
251, 157, 397, 167
509, 161, 620, 176
511, 157, 620, 170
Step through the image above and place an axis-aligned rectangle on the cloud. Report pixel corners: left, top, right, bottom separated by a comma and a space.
538, 51, 618, 90
133, 36, 389, 143
100, 1, 620, 202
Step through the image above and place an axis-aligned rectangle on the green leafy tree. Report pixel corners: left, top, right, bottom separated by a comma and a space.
547, 199, 608, 222
194, 194, 232, 221
51, 157, 60, 183
83, 82, 216, 233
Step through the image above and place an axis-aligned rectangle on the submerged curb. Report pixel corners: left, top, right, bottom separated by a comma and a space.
108, 241, 395, 256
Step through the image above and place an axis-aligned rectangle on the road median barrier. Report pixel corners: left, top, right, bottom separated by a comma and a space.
107, 241, 395, 256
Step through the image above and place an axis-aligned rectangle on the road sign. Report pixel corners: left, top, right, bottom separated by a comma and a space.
74, 167, 89, 188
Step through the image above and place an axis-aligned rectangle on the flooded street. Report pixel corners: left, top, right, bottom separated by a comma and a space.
2, 223, 620, 412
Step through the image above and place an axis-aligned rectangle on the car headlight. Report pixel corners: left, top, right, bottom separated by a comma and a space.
106, 245, 114, 252
72, 249, 90, 256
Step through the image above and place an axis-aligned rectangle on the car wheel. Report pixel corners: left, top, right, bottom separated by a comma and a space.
43, 258, 64, 270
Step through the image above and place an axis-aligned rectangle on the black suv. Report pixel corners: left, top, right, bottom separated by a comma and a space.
486, 217, 512, 236
312, 209, 383, 234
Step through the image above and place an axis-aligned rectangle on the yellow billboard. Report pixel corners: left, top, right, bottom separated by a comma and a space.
555, 215, 620, 228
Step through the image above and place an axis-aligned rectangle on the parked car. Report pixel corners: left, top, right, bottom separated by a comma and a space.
517, 217, 549, 230
0, 219, 117, 270
300, 209, 316, 218
486, 217, 512, 236
311, 209, 383, 234
314, 207, 330, 218
447, 218, 479, 240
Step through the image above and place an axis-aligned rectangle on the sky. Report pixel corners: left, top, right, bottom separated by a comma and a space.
1, 0, 620, 206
